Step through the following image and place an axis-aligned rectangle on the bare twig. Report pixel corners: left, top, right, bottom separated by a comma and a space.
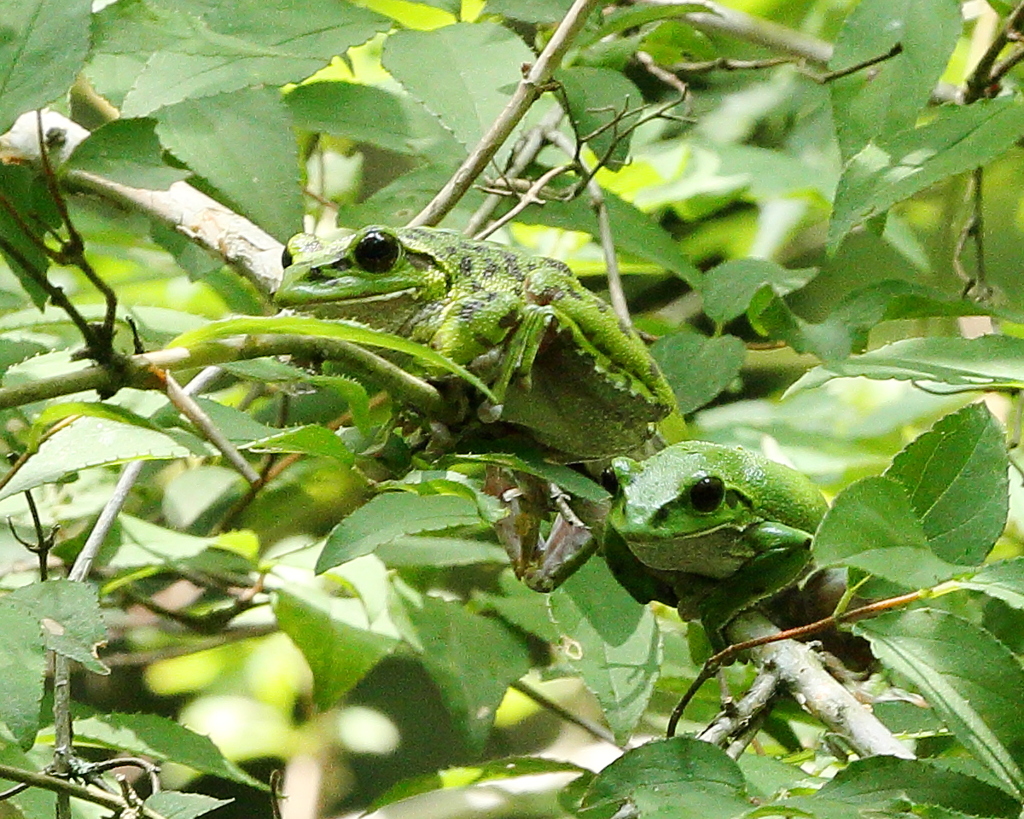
511, 680, 620, 747
34, 112, 119, 362
953, 168, 993, 302
0, 763, 169, 819
409, 0, 604, 227
698, 664, 780, 758
963, 0, 1024, 103
465, 105, 566, 236
544, 129, 632, 325
160, 369, 261, 484
473, 164, 573, 240
808, 43, 903, 84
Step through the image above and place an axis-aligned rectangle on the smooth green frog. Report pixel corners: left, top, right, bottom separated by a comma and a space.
604, 441, 828, 636
276, 226, 676, 461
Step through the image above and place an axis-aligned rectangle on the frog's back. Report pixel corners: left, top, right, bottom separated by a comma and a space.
733, 447, 828, 534
397, 228, 558, 296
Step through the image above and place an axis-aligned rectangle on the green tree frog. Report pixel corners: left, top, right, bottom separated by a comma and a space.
604, 441, 828, 637
276, 226, 677, 462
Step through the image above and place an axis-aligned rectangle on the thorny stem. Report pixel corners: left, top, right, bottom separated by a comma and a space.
409, 0, 603, 227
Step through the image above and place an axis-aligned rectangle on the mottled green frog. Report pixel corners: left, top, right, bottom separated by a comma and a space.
276, 226, 677, 461
604, 441, 828, 636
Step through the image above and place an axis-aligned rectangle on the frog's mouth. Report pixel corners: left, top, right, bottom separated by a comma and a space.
626, 525, 755, 579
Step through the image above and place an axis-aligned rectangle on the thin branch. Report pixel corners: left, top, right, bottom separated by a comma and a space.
698, 665, 780, 758
963, 0, 1024, 103
0, 335, 444, 416
511, 680, 620, 747
0, 762, 169, 819
408, 0, 604, 227
545, 129, 631, 326
668, 590, 924, 743
464, 105, 566, 236
35, 112, 119, 360
159, 370, 261, 484
472, 164, 573, 241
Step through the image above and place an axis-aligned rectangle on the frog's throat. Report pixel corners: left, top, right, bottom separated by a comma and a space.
625, 523, 755, 579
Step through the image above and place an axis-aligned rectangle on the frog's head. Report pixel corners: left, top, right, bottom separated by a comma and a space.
610, 446, 760, 539
275, 226, 448, 328
607, 443, 780, 578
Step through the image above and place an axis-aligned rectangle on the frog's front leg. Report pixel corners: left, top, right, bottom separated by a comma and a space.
692, 521, 814, 647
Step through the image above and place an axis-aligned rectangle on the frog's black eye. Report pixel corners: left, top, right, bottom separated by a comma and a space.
600, 467, 620, 495
689, 475, 725, 513
354, 229, 401, 273
281, 246, 294, 268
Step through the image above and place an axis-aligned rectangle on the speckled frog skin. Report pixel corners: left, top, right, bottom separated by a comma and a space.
276, 226, 677, 461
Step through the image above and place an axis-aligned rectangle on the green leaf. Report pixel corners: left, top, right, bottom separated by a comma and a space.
829, 0, 961, 159
555, 67, 642, 171
548, 557, 661, 743
452, 452, 609, 503
242, 425, 354, 465
286, 81, 443, 156
764, 279, 1001, 362
115, 0, 390, 115
0, 0, 91, 132
789, 335, 1024, 393
829, 99, 1024, 249
26, 401, 170, 452
316, 493, 485, 573
855, 608, 1024, 798
408, 596, 531, 753
154, 87, 301, 241
813, 476, 957, 587
0, 416, 199, 502
579, 737, 749, 818
64, 118, 190, 189
371, 756, 586, 811
884, 403, 1008, 565
6, 580, 108, 674
819, 756, 1020, 818
145, 792, 232, 819
652, 331, 745, 415
73, 712, 263, 788
375, 537, 508, 567
274, 586, 398, 710
382, 23, 535, 156
962, 558, 1024, 610
0, 601, 46, 748
701, 258, 816, 324
167, 315, 496, 400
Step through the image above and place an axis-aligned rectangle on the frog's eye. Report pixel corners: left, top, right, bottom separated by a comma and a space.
354, 229, 402, 273
689, 475, 725, 513
281, 246, 294, 268
600, 467, 620, 495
